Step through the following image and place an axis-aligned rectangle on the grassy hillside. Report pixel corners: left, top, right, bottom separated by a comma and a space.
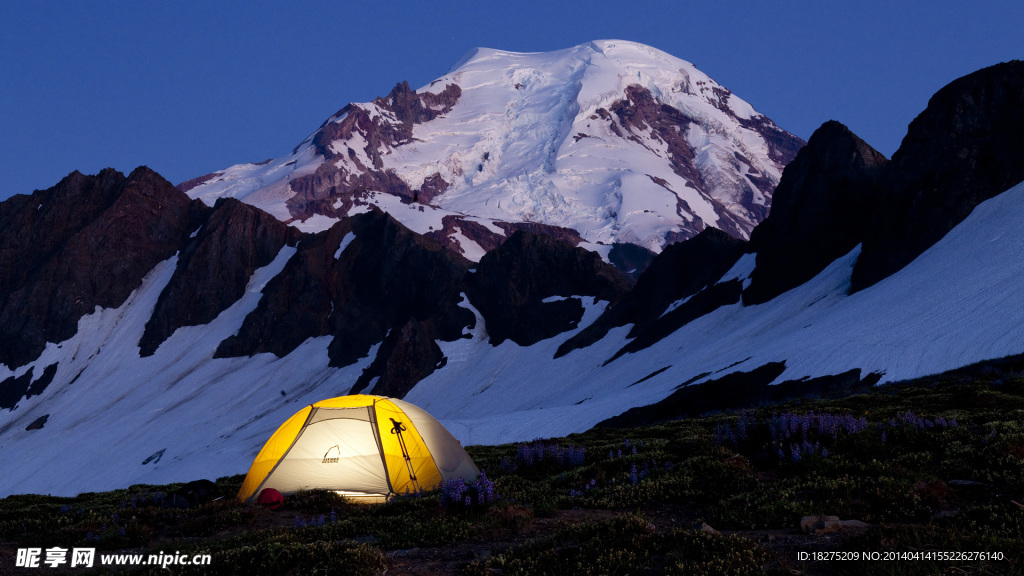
2, 367, 1023, 575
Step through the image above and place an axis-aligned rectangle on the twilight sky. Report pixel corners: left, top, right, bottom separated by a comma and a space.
1, 1, 1020, 200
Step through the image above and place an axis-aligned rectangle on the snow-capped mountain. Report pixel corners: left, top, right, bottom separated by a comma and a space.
183, 40, 803, 257
1, 54, 1023, 498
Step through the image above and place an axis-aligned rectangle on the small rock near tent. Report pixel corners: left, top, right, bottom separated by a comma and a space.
237, 395, 479, 502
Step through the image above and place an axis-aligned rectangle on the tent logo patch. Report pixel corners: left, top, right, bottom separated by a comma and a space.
322, 445, 340, 464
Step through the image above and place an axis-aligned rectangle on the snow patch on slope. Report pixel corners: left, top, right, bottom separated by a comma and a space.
334, 232, 355, 259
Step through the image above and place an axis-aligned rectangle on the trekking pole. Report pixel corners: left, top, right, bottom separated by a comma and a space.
390, 418, 421, 492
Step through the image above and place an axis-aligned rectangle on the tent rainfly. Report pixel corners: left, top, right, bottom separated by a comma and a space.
237, 395, 479, 502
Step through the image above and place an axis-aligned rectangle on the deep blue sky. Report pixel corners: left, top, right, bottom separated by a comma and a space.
1, 1, 1021, 200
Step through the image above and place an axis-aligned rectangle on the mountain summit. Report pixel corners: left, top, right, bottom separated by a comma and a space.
184, 40, 803, 256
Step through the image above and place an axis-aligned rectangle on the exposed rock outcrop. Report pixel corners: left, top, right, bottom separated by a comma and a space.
744, 121, 887, 304
556, 228, 746, 358
175, 171, 224, 194
0, 167, 203, 368
286, 82, 462, 219
604, 84, 804, 240
139, 198, 301, 356
0, 369, 35, 411
739, 115, 807, 168
423, 216, 505, 256
606, 278, 745, 364
466, 230, 631, 347
609, 85, 701, 189
215, 209, 474, 398
493, 222, 584, 246
852, 60, 1024, 291
423, 216, 585, 260
608, 242, 657, 281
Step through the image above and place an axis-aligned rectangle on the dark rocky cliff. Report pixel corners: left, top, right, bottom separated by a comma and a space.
467, 230, 631, 347
852, 60, 1024, 291
744, 121, 887, 304
139, 198, 301, 356
0, 167, 203, 368
557, 227, 746, 358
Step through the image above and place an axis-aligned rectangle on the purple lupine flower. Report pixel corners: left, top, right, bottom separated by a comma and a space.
440, 477, 472, 507
802, 440, 815, 457
480, 471, 495, 502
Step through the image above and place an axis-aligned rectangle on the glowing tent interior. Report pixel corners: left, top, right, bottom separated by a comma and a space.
238, 395, 479, 502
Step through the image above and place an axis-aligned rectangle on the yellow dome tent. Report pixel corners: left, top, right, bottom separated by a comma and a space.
238, 395, 478, 503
